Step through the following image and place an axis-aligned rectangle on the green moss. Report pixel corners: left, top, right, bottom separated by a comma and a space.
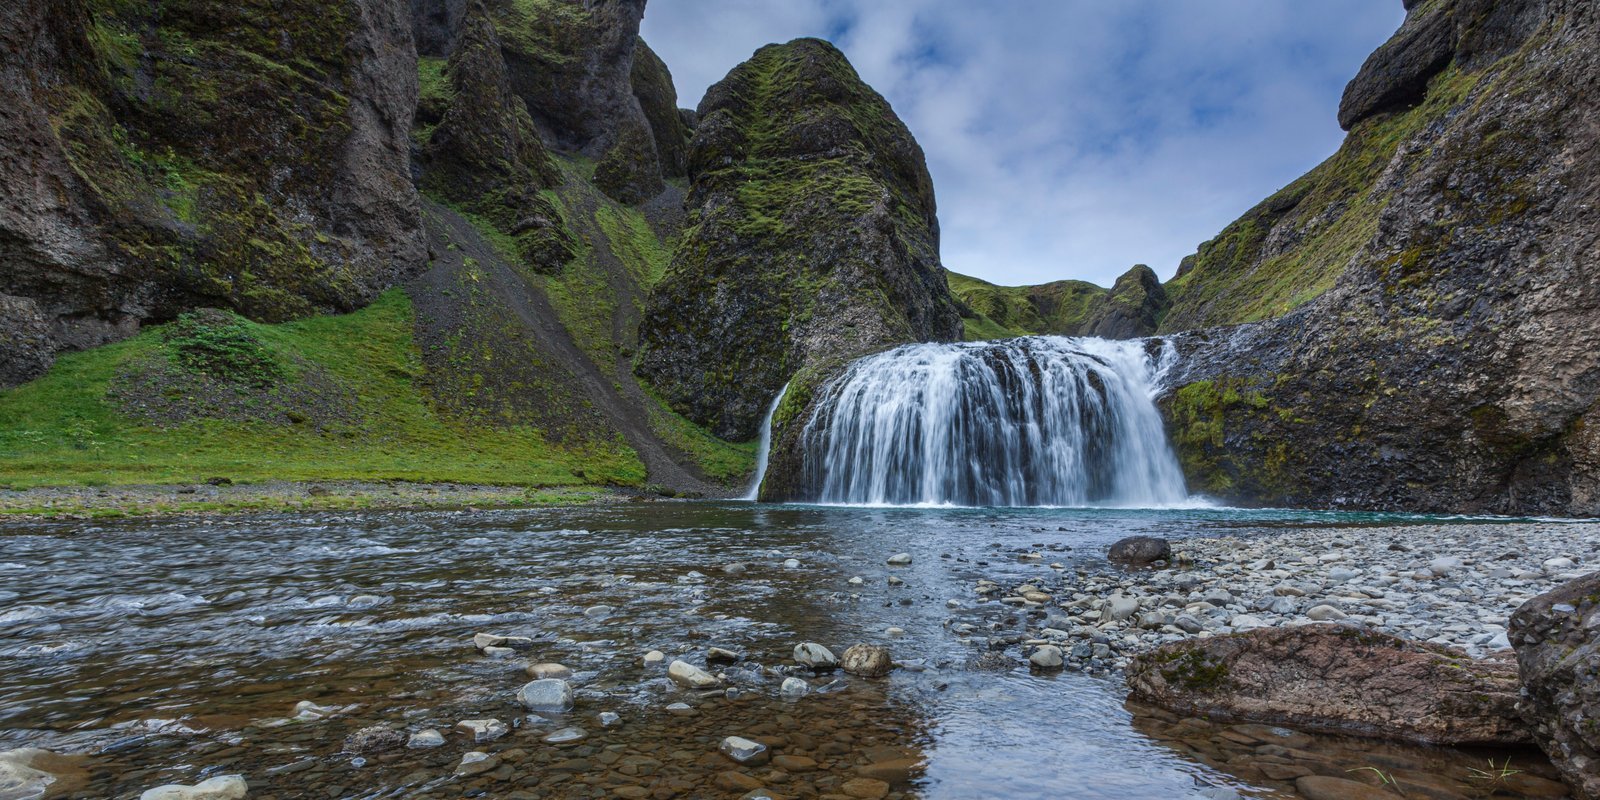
946, 271, 1109, 338
0, 291, 642, 489
1155, 648, 1231, 692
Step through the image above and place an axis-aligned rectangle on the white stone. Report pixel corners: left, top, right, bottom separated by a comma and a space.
291, 701, 338, 720
886, 553, 913, 566
407, 729, 445, 748
1306, 604, 1347, 621
1029, 645, 1064, 670
793, 642, 838, 668
1429, 556, 1463, 576
780, 677, 810, 698
667, 660, 721, 689
139, 775, 248, 800
719, 736, 769, 765
527, 662, 573, 680
454, 719, 507, 742
517, 679, 574, 712
847, 576, 865, 586
543, 727, 587, 745
783, 558, 801, 569
1103, 594, 1139, 622
597, 711, 623, 728
643, 650, 665, 665
0, 749, 62, 800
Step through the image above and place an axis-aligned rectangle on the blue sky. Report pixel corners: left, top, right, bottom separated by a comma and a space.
640, 1, 1405, 287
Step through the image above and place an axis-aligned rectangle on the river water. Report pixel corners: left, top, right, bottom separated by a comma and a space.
0, 502, 1573, 799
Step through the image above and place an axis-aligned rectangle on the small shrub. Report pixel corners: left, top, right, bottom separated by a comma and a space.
163, 309, 284, 388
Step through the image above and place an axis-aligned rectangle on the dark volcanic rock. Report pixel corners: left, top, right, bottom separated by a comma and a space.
1162, 0, 1600, 517
1337, 0, 1456, 130
1510, 571, 1600, 799
631, 38, 690, 178
1107, 536, 1172, 566
1126, 625, 1528, 746
0, 0, 426, 387
636, 38, 963, 441
1086, 265, 1169, 339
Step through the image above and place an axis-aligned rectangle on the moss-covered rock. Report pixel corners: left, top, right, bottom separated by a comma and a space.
0, 0, 426, 386
1162, 0, 1600, 516
947, 264, 1167, 341
635, 38, 964, 441
630, 38, 690, 178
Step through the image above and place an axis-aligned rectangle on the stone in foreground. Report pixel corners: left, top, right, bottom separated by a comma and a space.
840, 644, 892, 677
1107, 536, 1171, 565
516, 679, 575, 713
1510, 570, 1600, 800
719, 735, 770, 766
1126, 625, 1526, 745
794, 642, 838, 669
139, 775, 249, 800
1295, 775, 1401, 800
667, 660, 721, 689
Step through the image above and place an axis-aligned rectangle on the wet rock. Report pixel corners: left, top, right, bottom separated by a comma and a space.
664, 702, 695, 716
1295, 775, 1401, 800
138, 775, 249, 800
719, 735, 770, 766
643, 650, 665, 665
1510, 570, 1600, 800
517, 678, 575, 712
455, 719, 508, 742
342, 724, 405, 754
596, 711, 623, 728
667, 660, 721, 689
780, 677, 810, 698
1306, 604, 1347, 621
407, 729, 445, 748
0, 749, 64, 800
841, 777, 891, 799
526, 662, 573, 680
716, 771, 764, 792
583, 604, 613, 617
1108, 536, 1171, 565
473, 632, 534, 651
454, 752, 498, 777
707, 647, 741, 663
1029, 645, 1064, 671
1103, 594, 1139, 622
887, 553, 913, 566
840, 644, 892, 677
291, 701, 338, 720
793, 643, 838, 669
1127, 625, 1527, 745
543, 727, 587, 745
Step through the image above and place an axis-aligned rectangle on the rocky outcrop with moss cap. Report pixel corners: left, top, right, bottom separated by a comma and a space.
948, 264, 1168, 341
0, 0, 426, 387
1161, 0, 1600, 516
635, 38, 964, 440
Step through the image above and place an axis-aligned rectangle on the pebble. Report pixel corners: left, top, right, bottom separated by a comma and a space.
886, 553, 913, 565
719, 735, 770, 765
1029, 645, 1064, 670
667, 660, 721, 689
643, 650, 665, 665
454, 751, 497, 777
596, 711, 623, 728
526, 662, 573, 679
793, 642, 838, 669
139, 775, 248, 800
542, 726, 587, 745
454, 719, 508, 742
406, 729, 445, 748
780, 677, 811, 698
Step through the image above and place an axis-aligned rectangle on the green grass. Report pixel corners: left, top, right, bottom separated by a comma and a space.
946, 270, 1109, 339
0, 291, 644, 489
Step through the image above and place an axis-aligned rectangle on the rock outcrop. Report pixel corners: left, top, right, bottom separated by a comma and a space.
948, 264, 1167, 341
1510, 571, 1600, 799
1161, 0, 1600, 516
0, 0, 426, 387
636, 38, 963, 440
1126, 625, 1528, 746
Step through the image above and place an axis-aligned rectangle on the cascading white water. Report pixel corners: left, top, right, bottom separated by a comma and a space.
796, 336, 1188, 507
744, 382, 789, 501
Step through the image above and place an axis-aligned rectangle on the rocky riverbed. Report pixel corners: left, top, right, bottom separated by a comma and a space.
1, 504, 1596, 799
953, 521, 1598, 675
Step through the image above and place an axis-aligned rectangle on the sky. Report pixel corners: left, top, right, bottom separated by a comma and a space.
640, 1, 1405, 288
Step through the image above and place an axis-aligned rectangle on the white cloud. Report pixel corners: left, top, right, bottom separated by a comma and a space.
641, 1, 1404, 286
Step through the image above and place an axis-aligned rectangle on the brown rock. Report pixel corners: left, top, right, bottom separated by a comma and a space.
1126, 625, 1527, 745
853, 757, 921, 786
715, 771, 764, 792
839, 644, 893, 678
771, 755, 817, 772
1296, 775, 1402, 800
1510, 570, 1600, 800
839, 777, 890, 799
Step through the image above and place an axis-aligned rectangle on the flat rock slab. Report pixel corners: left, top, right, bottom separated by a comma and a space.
1126, 624, 1527, 746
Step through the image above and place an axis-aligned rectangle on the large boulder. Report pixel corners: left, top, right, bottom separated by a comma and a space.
637, 38, 963, 441
1107, 536, 1172, 566
1126, 625, 1527, 745
1510, 571, 1600, 799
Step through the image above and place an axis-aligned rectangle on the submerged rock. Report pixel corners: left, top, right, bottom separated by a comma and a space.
1510, 570, 1600, 799
454, 719, 508, 742
794, 643, 838, 670
1126, 625, 1526, 745
342, 725, 405, 754
667, 660, 720, 689
0, 749, 64, 800
718, 735, 769, 766
138, 775, 248, 800
517, 678, 575, 712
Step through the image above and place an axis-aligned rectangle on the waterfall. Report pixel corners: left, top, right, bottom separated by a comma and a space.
744, 382, 790, 501
796, 337, 1188, 507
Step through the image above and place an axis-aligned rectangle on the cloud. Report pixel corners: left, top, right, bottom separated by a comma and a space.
641, 1, 1404, 287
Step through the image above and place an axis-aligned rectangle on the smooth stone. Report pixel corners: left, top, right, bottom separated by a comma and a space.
542, 727, 587, 745
407, 729, 445, 748
454, 752, 498, 777
480, 645, 514, 658
707, 647, 741, 663
1107, 536, 1172, 565
583, 604, 613, 617
1429, 556, 1463, 576
780, 677, 810, 698
517, 679, 575, 712
291, 700, 337, 720
1104, 594, 1139, 622
783, 558, 801, 569
848, 576, 865, 585
719, 736, 770, 765
473, 632, 533, 651
454, 719, 508, 742
643, 650, 665, 665
668, 660, 721, 689
526, 662, 573, 680
1306, 604, 1348, 621
1295, 775, 1400, 800
664, 702, 695, 716
0, 749, 63, 799
1029, 645, 1064, 670
139, 775, 249, 800
841, 777, 891, 799
794, 642, 838, 669
596, 711, 623, 728
886, 553, 913, 566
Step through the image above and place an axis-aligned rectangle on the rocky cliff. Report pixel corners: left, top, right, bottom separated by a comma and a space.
0, 0, 427, 387
1161, 0, 1600, 516
635, 38, 963, 441
950, 264, 1169, 341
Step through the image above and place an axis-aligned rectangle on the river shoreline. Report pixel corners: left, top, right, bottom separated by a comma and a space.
0, 480, 646, 519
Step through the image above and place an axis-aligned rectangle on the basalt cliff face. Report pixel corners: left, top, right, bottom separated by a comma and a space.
1161, 0, 1600, 516
635, 38, 963, 441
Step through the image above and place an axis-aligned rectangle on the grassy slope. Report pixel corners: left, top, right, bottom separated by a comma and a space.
0, 291, 644, 489
946, 270, 1109, 340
